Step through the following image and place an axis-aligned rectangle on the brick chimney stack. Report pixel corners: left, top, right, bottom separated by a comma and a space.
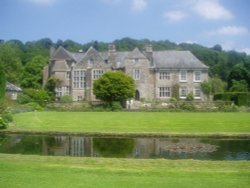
144, 44, 153, 65
108, 44, 116, 69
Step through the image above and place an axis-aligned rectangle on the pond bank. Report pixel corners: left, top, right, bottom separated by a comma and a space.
1, 130, 250, 138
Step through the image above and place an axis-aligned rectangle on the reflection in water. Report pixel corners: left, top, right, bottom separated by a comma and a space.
0, 133, 249, 160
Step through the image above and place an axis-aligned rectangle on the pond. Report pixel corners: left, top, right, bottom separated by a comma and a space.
0, 133, 249, 160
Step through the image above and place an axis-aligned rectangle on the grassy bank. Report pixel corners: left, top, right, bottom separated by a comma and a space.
0, 154, 249, 188
8, 112, 250, 135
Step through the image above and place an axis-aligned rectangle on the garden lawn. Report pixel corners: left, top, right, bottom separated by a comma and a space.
9, 112, 250, 134
0, 154, 249, 188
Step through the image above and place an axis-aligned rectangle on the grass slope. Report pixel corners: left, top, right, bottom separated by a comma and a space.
0, 154, 249, 188
9, 112, 250, 134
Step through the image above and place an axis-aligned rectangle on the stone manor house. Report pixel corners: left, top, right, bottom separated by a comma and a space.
43, 44, 208, 102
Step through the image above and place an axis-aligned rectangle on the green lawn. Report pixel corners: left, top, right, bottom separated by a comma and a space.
0, 154, 249, 188
9, 111, 250, 135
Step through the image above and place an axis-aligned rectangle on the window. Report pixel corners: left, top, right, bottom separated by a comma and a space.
194, 71, 201, 82
179, 71, 187, 82
133, 69, 140, 80
134, 58, 139, 63
159, 72, 170, 80
194, 87, 201, 99
180, 87, 188, 98
159, 87, 171, 97
93, 69, 104, 80
65, 72, 71, 79
73, 70, 86, 89
56, 86, 70, 97
88, 58, 94, 65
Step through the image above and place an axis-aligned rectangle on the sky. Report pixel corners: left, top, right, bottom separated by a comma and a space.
1, 0, 250, 54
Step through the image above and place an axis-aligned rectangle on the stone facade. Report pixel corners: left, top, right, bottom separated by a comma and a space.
43, 45, 209, 102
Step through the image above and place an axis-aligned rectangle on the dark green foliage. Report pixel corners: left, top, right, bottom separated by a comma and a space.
214, 92, 250, 106
228, 64, 250, 89
229, 80, 248, 92
93, 71, 135, 105
17, 89, 51, 107
44, 76, 61, 98
201, 80, 212, 97
21, 55, 48, 89
0, 63, 6, 105
186, 92, 194, 101
172, 84, 179, 100
0, 43, 22, 84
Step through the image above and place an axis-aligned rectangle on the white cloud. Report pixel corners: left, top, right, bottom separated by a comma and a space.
163, 11, 187, 22
131, 0, 147, 12
193, 0, 233, 20
24, 0, 57, 6
209, 26, 249, 36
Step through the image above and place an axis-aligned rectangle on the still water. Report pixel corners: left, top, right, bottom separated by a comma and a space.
0, 133, 249, 160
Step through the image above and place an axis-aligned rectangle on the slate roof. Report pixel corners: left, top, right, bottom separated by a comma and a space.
50, 46, 75, 61
6, 82, 22, 92
50, 46, 208, 70
153, 51, 208, 69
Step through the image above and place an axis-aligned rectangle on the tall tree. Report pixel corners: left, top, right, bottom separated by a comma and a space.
0, 43, 22, 84
21, 55, 48, 89
0, 63, 6, 105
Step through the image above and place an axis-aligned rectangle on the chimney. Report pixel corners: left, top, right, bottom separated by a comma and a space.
108, 44, 116, 69
144, 44, 153, 66
50, 46, 56, 57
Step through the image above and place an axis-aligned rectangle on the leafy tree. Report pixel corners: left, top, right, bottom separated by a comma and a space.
44, 76, 61, 98
0, 63, 6, 105
210, 77, 227, 94
200, 80, 212, 100
93, 71, 135, 105
0, 43, 23, 84
21, 55, 48, 89
228, 64, 250, 89
229, 80, 248, 92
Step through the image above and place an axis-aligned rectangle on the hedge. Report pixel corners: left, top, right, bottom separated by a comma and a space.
214, 92, 250, 106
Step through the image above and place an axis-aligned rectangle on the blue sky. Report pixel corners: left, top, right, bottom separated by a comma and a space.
1, 0, 250, 54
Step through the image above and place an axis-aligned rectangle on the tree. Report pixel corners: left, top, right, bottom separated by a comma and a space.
200, 80, 212, 100
93, 71, 135, 105
228, 64, 250, 89
44, 76, 61, 98
21, 55, 48, 89
0, 63, 6, 105
229, 80, 248, 92
0, 43, 23, 84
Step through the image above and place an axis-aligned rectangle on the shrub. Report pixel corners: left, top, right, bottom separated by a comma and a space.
0, 117, 7, 129
214, 92, 250, 106
59, 95, 72, 103
110, 101, 122, 111
17, 94, 32, 104
2, 113, 13, 123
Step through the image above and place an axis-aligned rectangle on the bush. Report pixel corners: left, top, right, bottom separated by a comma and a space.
0, 117, 7, 129
59, 95, 72, 103
214, 92, 250, 106
17, 94, 32, 104
110, 101, 122, 111
17, 89, 51, 107
2, 113, 13, 123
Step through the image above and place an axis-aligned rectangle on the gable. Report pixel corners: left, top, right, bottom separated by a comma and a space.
126, 48, 147, 59
51, 46, 74, 61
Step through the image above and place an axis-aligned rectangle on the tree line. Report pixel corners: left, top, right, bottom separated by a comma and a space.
0, 37, 249, 93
